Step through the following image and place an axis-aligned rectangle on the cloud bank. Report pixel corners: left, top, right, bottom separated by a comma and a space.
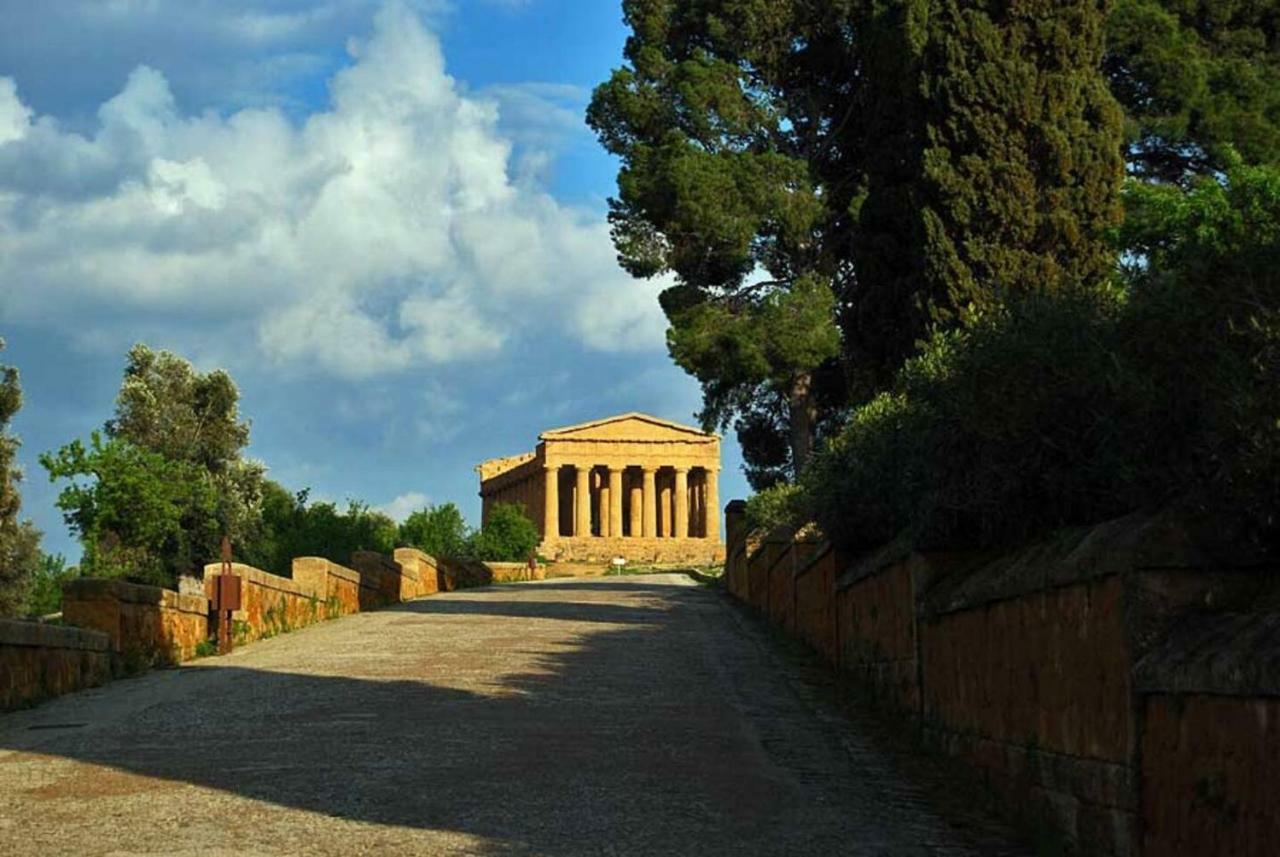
0, 2, 665, 378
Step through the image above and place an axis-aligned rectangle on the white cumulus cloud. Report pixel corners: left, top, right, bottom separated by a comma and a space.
0, 1, 666, 377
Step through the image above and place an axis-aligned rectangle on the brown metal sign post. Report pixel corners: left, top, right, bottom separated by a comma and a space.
215, 535, 241, 654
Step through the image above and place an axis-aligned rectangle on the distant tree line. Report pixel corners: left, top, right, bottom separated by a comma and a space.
0, 344, 539, 617
593, 0, 1280, 557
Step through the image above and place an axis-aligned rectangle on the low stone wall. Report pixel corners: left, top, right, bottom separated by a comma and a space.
63, 578, 209, 665
291, 557, 361, 617
723, 503, 1280, 856
393, 547, 442, 598
0, 620, 111, 712
204, 562, 338, 645
349, 551, 407, 608
833, 544, 924, 715
542, 535, 724, 565
1134, 609, 1280, 856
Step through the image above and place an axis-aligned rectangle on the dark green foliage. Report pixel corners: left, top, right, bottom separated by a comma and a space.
588, 0, 856, 478
25, 553, 76, 618
241, 481, 397, 575
397, 503, 469, 559
41, 433, 219, 586
1117, 161, 1280, 553
0, 340, 41, 617
743, 482, 804, 538
106, 344, 265, 563
851, 0, 1125, 381
1106, 1, 1280, 183
466, 503, 539, 563
42, 345, 265, 586
807, 291, 1132, 551
807, 163, 1280, 556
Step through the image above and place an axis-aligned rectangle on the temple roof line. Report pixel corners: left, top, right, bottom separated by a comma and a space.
539, 411, 715, 440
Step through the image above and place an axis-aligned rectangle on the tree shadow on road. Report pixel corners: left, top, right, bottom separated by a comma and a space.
0, 582, 1025, 856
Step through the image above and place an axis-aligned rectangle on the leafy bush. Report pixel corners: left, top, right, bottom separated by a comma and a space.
465, 503, 539, 562
744, 482, 806, 537
398, 503, 469, 558
804, 163, 1280, 557
807, 290, 1132, 551
41, 433, 220, 587
241, 481, 397, 575
25, 553, 76, 617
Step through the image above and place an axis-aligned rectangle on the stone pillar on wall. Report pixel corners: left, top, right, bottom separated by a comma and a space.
575, 465, 591, 538
705, 469, 720, 542
674, 468, 689, 539
642, 467, 657, 538
543, 466, 558, 540
608, 467, 623, 540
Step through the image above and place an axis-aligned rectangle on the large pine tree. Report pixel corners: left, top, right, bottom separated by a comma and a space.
1106, 0, 1280, 183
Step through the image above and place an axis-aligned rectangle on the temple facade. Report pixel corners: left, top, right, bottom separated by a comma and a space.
476, 413, 724, 564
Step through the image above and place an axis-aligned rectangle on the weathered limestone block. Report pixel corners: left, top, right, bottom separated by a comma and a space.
63, 578, 209, 665
0, 620, 111, 711
291, 557, 360, 617
204, 562, 326, 644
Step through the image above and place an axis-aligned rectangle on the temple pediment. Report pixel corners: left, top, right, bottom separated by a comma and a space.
540, 412, 714, 444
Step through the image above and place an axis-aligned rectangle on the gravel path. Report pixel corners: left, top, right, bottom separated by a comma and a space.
0, 575, 1028, 856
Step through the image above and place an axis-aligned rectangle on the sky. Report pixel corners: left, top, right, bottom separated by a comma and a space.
0, 0, 749, 560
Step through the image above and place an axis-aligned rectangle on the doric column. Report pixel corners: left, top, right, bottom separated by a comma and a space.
674, 467, 689, 539
598, 474, 610, 537
543, 467, 558, 539
575, 465, 591, 538
629, 478, 642, 537
642, 467, 657, 538
608, 467, 623, 539
660, 479, 672, 538
705, 469, 720, 541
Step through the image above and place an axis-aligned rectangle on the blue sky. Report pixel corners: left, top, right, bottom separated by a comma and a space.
0, 0, 749, 560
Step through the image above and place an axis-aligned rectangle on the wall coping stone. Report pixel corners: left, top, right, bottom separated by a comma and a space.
394, 547, 439, 571
0, 618, 110, 652
1135, 609, 1280, 697
290, 557, 360, 586
794, 542, 833, 581
203, 562, 318, 600
64, 578, 208, 616
918, 512, 1212, 619
836, 534, 918, 591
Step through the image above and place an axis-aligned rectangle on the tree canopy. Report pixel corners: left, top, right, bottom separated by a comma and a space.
588, 0, 859, 485
0, 340, 40, 617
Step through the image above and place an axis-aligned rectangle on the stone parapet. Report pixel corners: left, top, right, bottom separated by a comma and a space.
64, 577, 209, 665
0, 619, 111, 712
722, 502, 1280, 856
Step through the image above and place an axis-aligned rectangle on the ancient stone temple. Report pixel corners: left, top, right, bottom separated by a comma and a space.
476, 413, 724, 564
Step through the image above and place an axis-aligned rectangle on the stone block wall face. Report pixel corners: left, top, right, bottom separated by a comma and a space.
205, 563, 327, 645
794, 549, 836, 664
1141, 695, 1280, 856
63, 578, 209, 665
542, 536, 724, 565
0, 621, 111, 712
836, 559, 920, 713
393, 547, 442, 598
349, 551, 403, 609
767, 547, 797, 633
722, 506, 1280, 856
920, 576, 1138, 854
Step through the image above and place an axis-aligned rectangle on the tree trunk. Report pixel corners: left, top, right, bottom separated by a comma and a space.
788, 372, 816, 476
